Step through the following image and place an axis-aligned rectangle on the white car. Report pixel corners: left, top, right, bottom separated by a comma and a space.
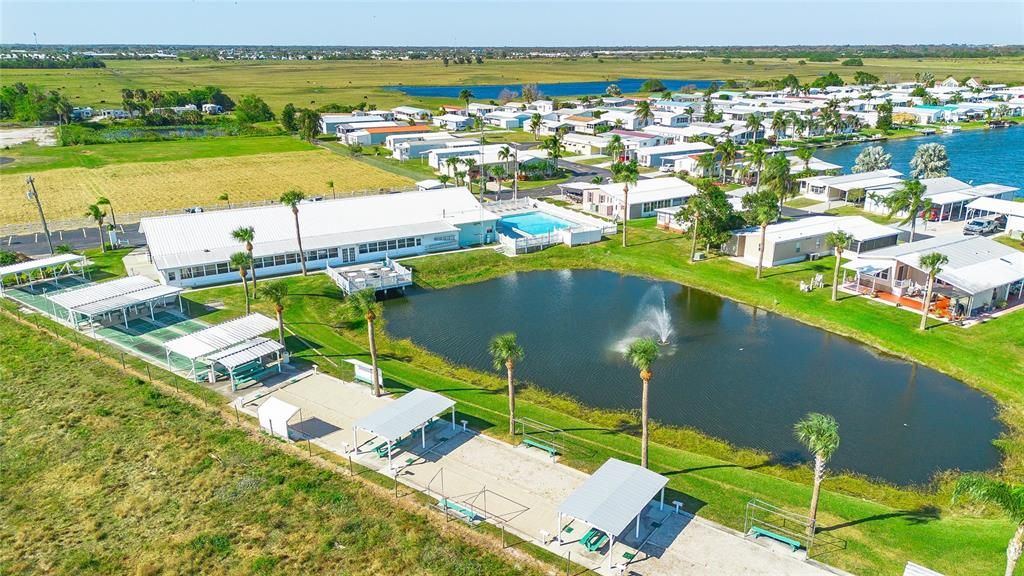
963, 217, 998, 236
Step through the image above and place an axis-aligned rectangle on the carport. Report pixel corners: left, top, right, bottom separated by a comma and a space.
0, 253, 87, 297
47, 276, 182, 330
352, 389, 456, 471
557, 458, 668, 570
163, 313, 278, 382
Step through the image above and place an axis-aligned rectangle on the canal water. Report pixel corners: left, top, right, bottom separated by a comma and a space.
385, 78, 715, 100
813, 125, 1023, 194
385, 270, 1003, 485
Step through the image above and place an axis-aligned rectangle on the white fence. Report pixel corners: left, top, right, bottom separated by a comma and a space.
326, 258, 414, 295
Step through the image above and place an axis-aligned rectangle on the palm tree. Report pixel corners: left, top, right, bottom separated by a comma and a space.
347, 289, 383, 396
885, 179, 931, 242
742, 188, 781, 279
498, 145, 517, 198
761, 153, 794, 217
490, 165, 506, 193
635, 100, 654, 127
852, 146, 892, 173
229, 251, 253, 314
793, 413, 840, 536
84, 204, 107, 253
438, 174, 451, 188
770, 111, 788, 140
715, 139, 737, 183
746, 143, 767, 191
745, 113, 762, 144
257, 279, 288, 346
529, 113, 542, 140
454, 170, 467, 187
458, 89, 474, 114
918, 252, 949, 330
612, 160, 639, 247
96, 196, 117, 229
231, 226, 257, 291
327, 179, 335, 198
542, 133, 564, 176
794, 146, 814, 173
218, 192, 231, 208
910, 143, 950, 179
696, 151, 717, 179
489, 333, 524, 438
462, 157, 479, 196
825, 230, 853, 301
606, 134, 625, 164
625, 337, 659, 468
953, 475, 1024, 576
445, 156, 462, 178
279, 189, 308, 275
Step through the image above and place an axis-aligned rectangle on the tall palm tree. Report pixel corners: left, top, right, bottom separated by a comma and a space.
257, 279, 288, 346
606, 134, 625, 164
438, 174, 451, 188
454, 170, 467, 187
529, 113, 542, 140
327, 180, 335, 198
231, 226, 257, 291
761, 153, 794, 217
279, 189, 308, 275
490, 165, 506, 193
745, 113, 762, 144
612, 160, 639, 247
793, 412, 840, 536
625, 337, 659, 468
770, 111, 788, 140
229, 251, 253, 314
746, 143, 767, 192
347, 289, 384, 396
696, 151, 717, 179
715, 139, 737, 183
741, 188, 781, 279
445, 156, 462, 178
918, 252, 949, 330
462, 157, 479, 196
84, 204, 107, 253
218, 192, 231, 208
825, 230, 853, 302
885, 179, 931, 242
635, 100, 654, 127
953, 475, 1024, 576
489, 333, 524, 438
542, 132, 564, 176
458, 89, 474, 115
794, 146, 814, 174
96, 196, 117, 229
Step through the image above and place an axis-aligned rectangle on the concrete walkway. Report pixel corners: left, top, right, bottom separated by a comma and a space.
238, 372, 846, 576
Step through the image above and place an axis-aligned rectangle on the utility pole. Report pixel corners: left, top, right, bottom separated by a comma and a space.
26, 176, 54, 255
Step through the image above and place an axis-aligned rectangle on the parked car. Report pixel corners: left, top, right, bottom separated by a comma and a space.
183, 206, 204, 214
963, 217, 999, 236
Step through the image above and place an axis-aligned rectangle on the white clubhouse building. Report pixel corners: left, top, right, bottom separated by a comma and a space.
139, 188, 498, 288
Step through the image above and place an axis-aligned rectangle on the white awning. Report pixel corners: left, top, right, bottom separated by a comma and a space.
258, 397, 299, 440
842, 258, 889, 276
0, 253, 85, 277
204, 337, 283, 369
164, 313, 278, 360
48, 276, 156, 310
354, 388, 455, 442
928, 191, 973, 205
966, 197, 1024, 218
558, 458, 668, 537
938, 252, 1024, 294
71, 284, 182, 317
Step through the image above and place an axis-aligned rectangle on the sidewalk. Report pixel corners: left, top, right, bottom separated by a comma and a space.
238, 371, 847, 576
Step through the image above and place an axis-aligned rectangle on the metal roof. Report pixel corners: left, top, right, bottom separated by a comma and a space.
0, 253, 85, 277
71, 284, 182, 317
48, 276, 170, 312
354, 388, 455, 443
559, 458, 668, 537
258, 397, 299, 440
967, 197, 1024, 218
164, 313, 278, 360
205, 337, 283, 369
139, 188, 496, 270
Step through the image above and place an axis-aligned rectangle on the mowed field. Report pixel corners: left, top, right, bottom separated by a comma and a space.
4, 56, 1024, 111
0, 139, 412, 223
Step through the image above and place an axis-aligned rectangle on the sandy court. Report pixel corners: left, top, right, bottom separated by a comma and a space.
0, 126, 57, 147
241, 371, 843, 576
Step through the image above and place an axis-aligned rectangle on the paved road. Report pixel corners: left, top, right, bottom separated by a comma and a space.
4, 224, 144, 257
485, 158, 613, 201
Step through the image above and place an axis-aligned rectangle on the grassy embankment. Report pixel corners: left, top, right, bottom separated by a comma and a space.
173, 218, 1022, 576
0, 315, 554, 576
5, 56, 1024, 112
0, 136, 413, 223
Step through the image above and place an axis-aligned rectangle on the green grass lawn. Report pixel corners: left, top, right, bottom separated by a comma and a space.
825, 205, 900, 225
996, 235, 1024, 252
481, 130, 537, 144
0, 135, 314, 174
321, 142, 438, 181
165, 219, 1022, 576
0, 317, 546, 576
784, 197, 821, 209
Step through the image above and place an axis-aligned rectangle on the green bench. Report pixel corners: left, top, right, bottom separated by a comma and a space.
751, 526, 802, 552
373, 436, 406, 458
523, 437, 558, 457
439, 498, 478, 522
580, 527, 608, 552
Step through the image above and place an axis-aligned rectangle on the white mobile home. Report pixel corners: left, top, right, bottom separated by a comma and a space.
138, 188, 499, 288
636, 142, 715, 168
724, 215, 900, 268
581, 177, 699, 220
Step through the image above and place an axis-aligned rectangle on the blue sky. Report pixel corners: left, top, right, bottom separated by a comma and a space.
2, 1, 1022, 46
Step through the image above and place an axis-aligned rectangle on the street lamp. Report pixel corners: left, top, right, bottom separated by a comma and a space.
26, 176, 54, 255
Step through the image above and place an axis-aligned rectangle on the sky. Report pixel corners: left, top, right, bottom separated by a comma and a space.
1, 0, 1022, 47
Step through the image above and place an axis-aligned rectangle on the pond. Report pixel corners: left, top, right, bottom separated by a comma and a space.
385, 270, 1003, 485
385, 78, 716, 100
813, 125, 1023, 194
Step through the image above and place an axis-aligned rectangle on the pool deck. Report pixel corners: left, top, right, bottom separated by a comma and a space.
239, 372, 846, 576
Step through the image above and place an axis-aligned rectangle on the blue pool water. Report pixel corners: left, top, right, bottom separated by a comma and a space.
385, 78, 716, 100
499, 211, 574, 237
813, 126, 1023, 195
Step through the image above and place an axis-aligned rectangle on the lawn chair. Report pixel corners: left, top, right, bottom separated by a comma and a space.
799, 280, 810, 293
812, 273, 824, 289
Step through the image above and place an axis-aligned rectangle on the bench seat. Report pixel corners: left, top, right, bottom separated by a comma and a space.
751, 526, 802, 551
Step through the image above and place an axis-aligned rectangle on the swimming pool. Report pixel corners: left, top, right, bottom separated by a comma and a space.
498, 211, 575, 237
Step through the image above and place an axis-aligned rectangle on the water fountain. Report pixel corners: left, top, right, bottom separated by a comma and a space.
613, 285, 675, 352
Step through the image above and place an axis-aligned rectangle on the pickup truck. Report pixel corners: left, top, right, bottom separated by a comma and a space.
963, 217, 999, 236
